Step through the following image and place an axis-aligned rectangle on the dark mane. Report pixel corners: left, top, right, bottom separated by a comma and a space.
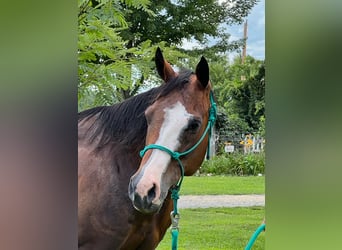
78, 70, 193, 150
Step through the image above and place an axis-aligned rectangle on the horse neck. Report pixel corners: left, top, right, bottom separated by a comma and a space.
110, 89, 157, 151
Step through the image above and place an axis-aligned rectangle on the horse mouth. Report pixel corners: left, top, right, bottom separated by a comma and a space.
130, 192, 162, 214
132, 202, 161, 214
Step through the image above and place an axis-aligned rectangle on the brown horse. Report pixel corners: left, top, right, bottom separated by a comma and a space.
78, 48, 215, 249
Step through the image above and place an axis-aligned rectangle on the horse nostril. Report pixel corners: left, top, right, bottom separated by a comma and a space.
147, 184, 156, 203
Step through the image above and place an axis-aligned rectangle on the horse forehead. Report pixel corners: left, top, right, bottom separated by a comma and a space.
163, 101, 192, 122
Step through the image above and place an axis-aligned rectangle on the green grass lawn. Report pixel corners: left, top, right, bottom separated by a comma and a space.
155, 176, 265, 249
180, 176, 265, 195
156, 207, 265, 250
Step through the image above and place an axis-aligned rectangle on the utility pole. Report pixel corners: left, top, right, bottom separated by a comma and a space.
241, 19, 248, 81
242, 19, 248, 64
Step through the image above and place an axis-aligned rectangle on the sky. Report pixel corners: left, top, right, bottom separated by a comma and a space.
181, 0, 265, 62
228, 0, 265, 61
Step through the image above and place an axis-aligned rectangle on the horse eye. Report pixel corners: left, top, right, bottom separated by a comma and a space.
186, 119, 201, 132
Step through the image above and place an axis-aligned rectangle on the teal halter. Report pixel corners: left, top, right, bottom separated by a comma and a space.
139, 91, 216, 191
139, 91, 216, 250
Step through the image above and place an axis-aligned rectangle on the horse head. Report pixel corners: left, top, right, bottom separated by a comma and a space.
128, 48, 214, 214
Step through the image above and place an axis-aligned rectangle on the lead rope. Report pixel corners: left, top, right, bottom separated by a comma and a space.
245, 223, 266, 250
170, 188, 180, 250
206, 92, 216, 160
139, 92, 217, 250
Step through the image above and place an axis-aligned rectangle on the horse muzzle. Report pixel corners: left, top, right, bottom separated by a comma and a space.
128, 176, 163, 214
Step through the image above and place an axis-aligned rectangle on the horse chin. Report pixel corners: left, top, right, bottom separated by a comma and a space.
131, 190, 169, 214
128, 189, 164, 214
132, 202, 162, 214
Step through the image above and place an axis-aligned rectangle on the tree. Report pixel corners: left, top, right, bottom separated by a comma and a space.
232, 61, 265, 131
224, 56, 264, 134
119, 0, 258, 98
78, 0, 154, 110
207, 54, 264, 143
120, 0, 258, 46
78, 0, 259, 110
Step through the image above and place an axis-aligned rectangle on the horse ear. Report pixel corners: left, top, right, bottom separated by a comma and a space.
195, 56, 209, 88
155, 47, 176, 82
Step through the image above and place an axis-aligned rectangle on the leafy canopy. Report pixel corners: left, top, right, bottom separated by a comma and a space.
78, 0, 259, 110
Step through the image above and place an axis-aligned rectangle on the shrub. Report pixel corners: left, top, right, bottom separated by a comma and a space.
200, 152, 265, 176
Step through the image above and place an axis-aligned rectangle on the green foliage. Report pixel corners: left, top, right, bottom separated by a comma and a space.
257, 115, 265, 137
78, 0, 155, 110
120, 0, 257, 47
231, 61, 265, 131
209, 55, 265, 144
200, 153, 265, 176
78, 0, 259, 110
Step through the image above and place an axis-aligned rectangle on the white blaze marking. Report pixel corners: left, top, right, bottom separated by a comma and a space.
136, 102, 193, 202
156, 101, 192, 150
